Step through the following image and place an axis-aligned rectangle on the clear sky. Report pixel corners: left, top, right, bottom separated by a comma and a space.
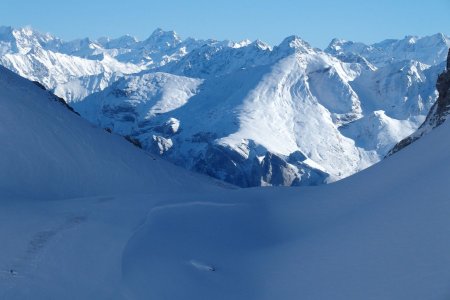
1, 0, 449, 49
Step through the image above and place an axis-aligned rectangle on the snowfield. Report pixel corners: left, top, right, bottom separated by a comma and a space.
1, 59, 450, 299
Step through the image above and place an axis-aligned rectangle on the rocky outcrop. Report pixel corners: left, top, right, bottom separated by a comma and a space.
190, 143, 328, 188
431, 48, 450, 125
389, 48, 450, 155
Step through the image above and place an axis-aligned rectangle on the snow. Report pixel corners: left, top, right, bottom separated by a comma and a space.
1, 50, 450, 299
63, 31, 445, 187
0, 26, 448, 188
119, 119, 450, 300
326, 33, 450, 67
0, 65, 218, 200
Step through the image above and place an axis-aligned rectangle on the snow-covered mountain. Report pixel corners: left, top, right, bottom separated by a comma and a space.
1, 57, 450, 299
0, 65, 217, 200
326, 33, 450, 67
0, 26, 208, 102
74, 34, 447, 187
389, 48, 450, 155
0, 26, 448, 187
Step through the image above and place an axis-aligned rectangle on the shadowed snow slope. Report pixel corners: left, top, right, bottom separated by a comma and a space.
0, 66, 217, 200
121, 114, 450, 300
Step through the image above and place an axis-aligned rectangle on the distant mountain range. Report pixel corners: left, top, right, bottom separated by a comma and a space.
1, 26, 448, 187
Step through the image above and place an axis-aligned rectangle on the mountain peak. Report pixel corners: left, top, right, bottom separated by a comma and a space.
389, 47, 450, 155
277, 35, 313, 54
149, 28, 180, 40
144, 28, 182, 48
428, 33, 448, 43
252, 39, 271, 50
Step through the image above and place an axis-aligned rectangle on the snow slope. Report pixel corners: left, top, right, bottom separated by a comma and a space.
120, 110, 450, 300
1, 63, 450, 299
0, 65, 217, 200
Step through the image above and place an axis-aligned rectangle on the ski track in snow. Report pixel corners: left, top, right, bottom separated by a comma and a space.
0, 212, 88, 296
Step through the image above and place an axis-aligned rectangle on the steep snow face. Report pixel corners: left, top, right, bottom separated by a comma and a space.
0, 66, 216, 200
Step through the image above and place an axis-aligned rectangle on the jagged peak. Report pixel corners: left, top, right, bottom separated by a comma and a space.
231, 39, 252, 48
252, 39, 271, 51
229, 39, 271, 50
12, 26, 55, 41
326, 38, 350, 52
280, 35, 309, 47
277, 35, 313, 53
146, 28, 181, 43
328, 38, 350, 47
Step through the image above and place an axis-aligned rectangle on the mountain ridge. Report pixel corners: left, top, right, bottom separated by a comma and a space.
389, 48, 450, 155
0, 25, 448, 187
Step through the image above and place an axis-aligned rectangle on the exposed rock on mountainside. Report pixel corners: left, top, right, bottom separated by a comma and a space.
430, 48, 450, 126
389, 48, 450, 155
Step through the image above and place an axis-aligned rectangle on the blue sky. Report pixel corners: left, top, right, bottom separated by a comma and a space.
1, 0, 449, 48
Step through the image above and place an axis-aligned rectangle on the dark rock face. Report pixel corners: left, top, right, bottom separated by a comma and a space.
190, 143, 328, 188
433, 49, 450, 126
389, 48, 450, 155
448, 48, 450, 70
